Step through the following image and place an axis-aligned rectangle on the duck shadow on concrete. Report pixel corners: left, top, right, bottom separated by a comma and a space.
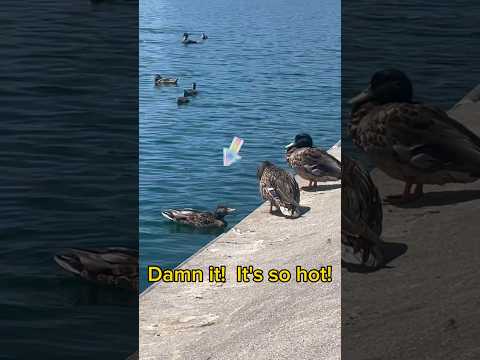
269, 206, 311, 218
343, 241, 408, 273
301, 183, 341, 192
393, 189, 480, 208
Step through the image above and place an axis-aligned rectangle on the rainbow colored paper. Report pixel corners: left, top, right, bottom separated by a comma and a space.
223, 136, 244, 166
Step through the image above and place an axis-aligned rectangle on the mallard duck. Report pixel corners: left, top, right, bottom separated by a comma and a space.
177, 91, 190, 105
182, 33, 198, 44
184, 83, 198, 96
154, 74, 178, 85
342, 155, 384, 269
54, 247, 138, 292
349, 68, 480, 202
257, 161, 301, 218
285, 133, 341, 188
161, 205, 236, 228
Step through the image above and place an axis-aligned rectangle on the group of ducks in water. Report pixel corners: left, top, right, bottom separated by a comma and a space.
153, 32, 207, 104
154, 75, 198, 105
53, 68, 480, 291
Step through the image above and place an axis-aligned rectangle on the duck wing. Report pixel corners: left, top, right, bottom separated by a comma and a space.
162, 208, 216, 226
290, 147, 341, 179
377, 103, 480, 174
54, 247, 138, 291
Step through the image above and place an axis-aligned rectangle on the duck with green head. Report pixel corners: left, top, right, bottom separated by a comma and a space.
349, 68, 480, 203
285, 133, 341, 189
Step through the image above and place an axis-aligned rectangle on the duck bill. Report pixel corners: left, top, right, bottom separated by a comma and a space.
285, 142, 295, 150
348, 87, 373, 106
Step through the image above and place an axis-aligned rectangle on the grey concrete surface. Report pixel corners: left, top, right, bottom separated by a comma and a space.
140, 147, 341, 360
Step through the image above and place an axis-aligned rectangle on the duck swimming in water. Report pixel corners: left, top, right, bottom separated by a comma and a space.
54, 247, 138, 292
162, 206, 236, 228
184, 83, 198, 96
154, 74, 178, 85
342, 155, 384, 270
177, 91, 190, 105
182, 32, 198, 44
285, 133, 341, 188
257, 161, 301, 218
349, 68, 480, 203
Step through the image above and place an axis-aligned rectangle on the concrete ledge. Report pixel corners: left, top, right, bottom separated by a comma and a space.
140, 147, 341, 360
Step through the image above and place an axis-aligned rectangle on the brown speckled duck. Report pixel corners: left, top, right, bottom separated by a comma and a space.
161, 206, 236, 228
285, 133, 341, 188
342, 155, 384, 269
257, 161, 301, 218
54, 247, 138, 292
349, 69, 480, 202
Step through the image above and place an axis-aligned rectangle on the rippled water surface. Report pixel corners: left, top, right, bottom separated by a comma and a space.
140, 0, 341, 290
1, 1, 137, 358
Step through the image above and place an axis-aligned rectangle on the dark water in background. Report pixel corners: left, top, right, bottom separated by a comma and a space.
140, 0, 341, 290
342, 0, 480, 160
1, 1, 138, 359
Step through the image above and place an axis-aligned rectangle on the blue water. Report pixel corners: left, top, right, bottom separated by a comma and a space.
140, 0, 341, 290
1, 1, 137, 358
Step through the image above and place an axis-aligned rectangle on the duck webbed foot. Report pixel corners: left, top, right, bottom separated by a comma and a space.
385, 182, 423, 204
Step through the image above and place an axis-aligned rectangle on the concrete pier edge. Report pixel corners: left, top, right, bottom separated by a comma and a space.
140, 145, 341, 360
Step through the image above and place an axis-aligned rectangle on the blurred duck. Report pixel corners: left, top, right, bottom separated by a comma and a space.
182, 32, 198, 44
349, 68, 480, 203
162, 205, 236, 228
184, 82, 198, 96
201, 32, 208, 40
257, 161, 301, 218
154, 74, 178, 85
54, 247, 138, 292
285, 133, 341, 188
342, 155, 384, 270
177, 91, 190, 105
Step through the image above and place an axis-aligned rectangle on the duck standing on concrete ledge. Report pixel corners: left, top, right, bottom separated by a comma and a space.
162, 206, 236, 228
285, 133, 341, 188
342, 155, 384, 270
257, 161, 301, 218
54, 247, 138, 292
349, 68, 480, 203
